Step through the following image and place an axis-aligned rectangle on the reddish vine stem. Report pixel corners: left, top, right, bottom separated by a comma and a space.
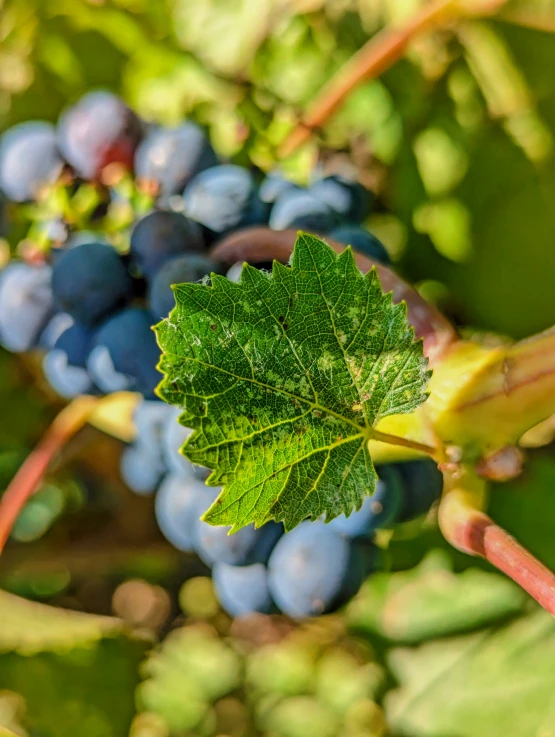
440, 480, 555, 616
0, 396, 97, 554
279, 0, 459, 157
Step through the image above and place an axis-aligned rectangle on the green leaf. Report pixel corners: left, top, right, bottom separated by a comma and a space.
347, 550, 526, 644
0, 589, 129, 655
385, 609, 555, 737
156, 232, 430, 531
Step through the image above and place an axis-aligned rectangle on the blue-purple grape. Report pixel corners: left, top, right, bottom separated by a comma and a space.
148, 254, 222, 320
395, 460, 443, 522
51, 242, 133, 327
193, 518, 283, 567
268, 522, 366, 618
135, 123, 218, 200
213, 562, 274, 616
310, 175, 372, 222
130, 210, 205, 278
0, 122, 63, 202
269, 190, 339, 233
329, 225, 390, 265
87, 308, 161, 398
183, 165, 266, 236
0, 262, 54, 352
42, 320, 95, 398
154, 475, 214, 552
327, 466, 403, 538
57, 91, 143, 179
120, 443, 166, 496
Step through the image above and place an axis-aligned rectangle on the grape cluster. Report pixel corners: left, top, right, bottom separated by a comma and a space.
0, 90, 442, 619
128, 395, 443, 620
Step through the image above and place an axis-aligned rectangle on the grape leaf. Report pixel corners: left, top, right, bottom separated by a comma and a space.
155, 233, 431, 531
386, 609, 555, 737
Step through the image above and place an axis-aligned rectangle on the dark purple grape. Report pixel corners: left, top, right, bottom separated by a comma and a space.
130, 210, 205, 278
135, 123, 218, 200
269, 190, 339, 233
395, 460, 443, 522
327, 465, 403, 538
148, 254, 223, 320
51, 242, 133, 327
162, 405, 209, 480
155, 475, 214, 552
42, 320, 96, 398
213, 562, 274, 616
87, 307, 161, 398
268, 522, 366, 618
0, 122, 63, 202
183, 165, 266, 236
0, 262, 54, 352
259, 172, 301, 205
329, 225, 390, 265
120, 443, 165, 496
194, 517, 283, 567
310, 175, 372, 223
57, 91, 143, 179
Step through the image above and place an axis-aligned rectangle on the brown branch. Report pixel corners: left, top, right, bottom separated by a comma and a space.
0, 396, 98, 554
210, 226, 457, 364
439, 474, 555, 616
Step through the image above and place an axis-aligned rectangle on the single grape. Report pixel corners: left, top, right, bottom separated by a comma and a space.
310, 175, 371, 222
148, 254, 222, 320
0, 122, 63, 202
162, 405, 210, 480
259, 172, 301, 205
268, 522, 366, 618
327, 465, 403, 538
213, 562, 274, 617
51, 242, 133, 327
183, 165, 266, 235
87, 308, 161, 398
135, 123, 218, 200
42, 320, 96, 398
395, 459, 443, 522
130, 210, 205, 278
120, 443, 166, 496
133, 399, 172, 455
328, 224, 390, 265
155, 475, 215, 552
0, 262, 54, 352
39, 312, 75, 351
57, 91, 143, 179
194, 518, 283, 567
269, 190, 339, 233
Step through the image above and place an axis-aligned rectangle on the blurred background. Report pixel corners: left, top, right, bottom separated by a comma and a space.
2, 1, 555, 736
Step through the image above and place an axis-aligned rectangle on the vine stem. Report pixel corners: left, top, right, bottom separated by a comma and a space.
280, 0, 458, 157
370, 429, 437, 457
439, 472, 555, 616
0, 396, 98, 554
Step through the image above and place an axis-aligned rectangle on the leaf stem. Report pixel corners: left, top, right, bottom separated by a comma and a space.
279, 0, 460, 157
370, 429, 437, 456
439, 470, 555, 616
0, 396, 98, 554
